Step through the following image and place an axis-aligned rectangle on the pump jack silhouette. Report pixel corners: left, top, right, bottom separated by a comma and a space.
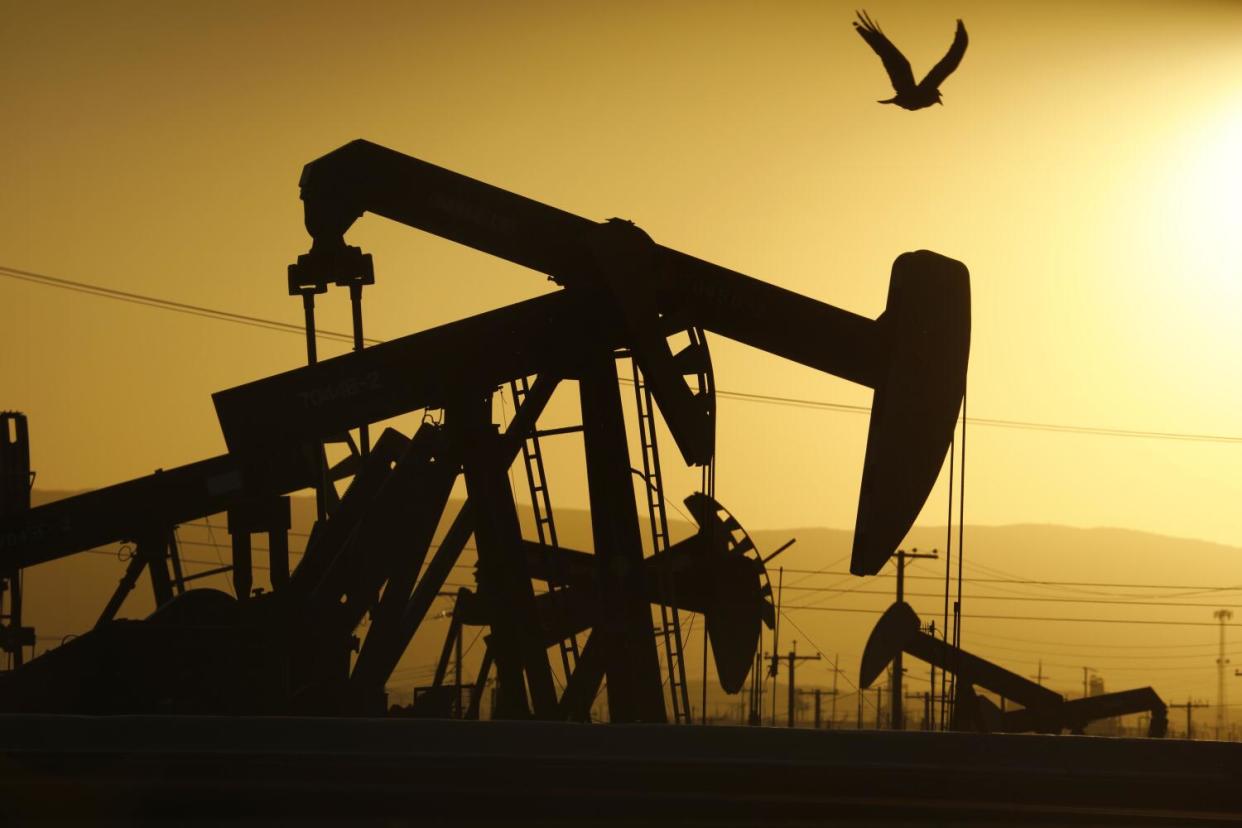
0, 139, 970, 723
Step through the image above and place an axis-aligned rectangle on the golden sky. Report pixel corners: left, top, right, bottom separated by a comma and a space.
4, 0, 1242, 719
5, 0, 1240, 542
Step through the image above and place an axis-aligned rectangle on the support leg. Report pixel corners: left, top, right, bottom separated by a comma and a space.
143, 531, 174, 608
227, 515, 253, 602
455, 394, 557, 720
558, 630, 607, 722
268, 497, 292, 589
579, 354, 667, 723
97, 554, 148, 627
465, 646, 493, 720
166, 528, 186, 596
351, 503, 472, 703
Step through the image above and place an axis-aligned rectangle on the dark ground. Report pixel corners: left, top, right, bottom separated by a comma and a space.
3, 716, 1241, 825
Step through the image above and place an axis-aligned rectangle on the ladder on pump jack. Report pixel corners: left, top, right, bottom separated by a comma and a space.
631, 361, 693, 724
508, 375, 580, 679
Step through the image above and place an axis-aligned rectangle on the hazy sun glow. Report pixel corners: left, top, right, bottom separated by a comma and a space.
1136, 102, 1242, 396
1164, 106, 1242, 286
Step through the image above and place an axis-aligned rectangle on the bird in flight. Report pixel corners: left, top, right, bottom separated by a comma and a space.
852, 11, 968, 110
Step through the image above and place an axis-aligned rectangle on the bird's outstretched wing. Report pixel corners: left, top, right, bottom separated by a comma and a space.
919, 19, 968, 90
852, 11, 915, 95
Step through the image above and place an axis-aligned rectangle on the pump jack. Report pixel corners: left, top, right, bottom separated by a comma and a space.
860, 602, 1169, 737
0, 140, 970, 723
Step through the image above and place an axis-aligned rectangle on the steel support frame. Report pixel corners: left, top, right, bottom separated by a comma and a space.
579, 353, 667, 724
454, 393, 557, 719
0, 569, 32, 668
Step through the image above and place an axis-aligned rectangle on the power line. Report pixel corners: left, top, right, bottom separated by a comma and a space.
0, 264, 376, 346
778, 584, 1242, 610
6, 262, 1242, 446
648, 384, 1242, 445
967, 629, 1224, 651
176, 538, 306, 556
784, 604, 1242, 627
705, 386, 1242, 445
778, 609, 877, 712
698, 386, 1242, 444
783, 553, 852, 589
958, 557, 1210, 600
78, 545, 477, 588
777, 568, 1242, 595
974, 654, 1224, 673
185, 521, 313, 538
964, 639, 1242, 663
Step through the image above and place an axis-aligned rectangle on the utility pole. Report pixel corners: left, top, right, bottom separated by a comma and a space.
1170, 699, 1208, 739
926, 623, 936, 730
892, 548, 938, 730
1031, 660, 1044, 686
796, 687, 827, 729
748, 648, 763, 726
1081, 666, 1097, 699
770, 650, 779, 727
1234, 668, 1242, 740
786, 641, 820, 727
454, 614, 464, 717
827, 654, 842, 728
769, 567, 784, 727
1216, 609, 1233, 740
905, 691, 927, 730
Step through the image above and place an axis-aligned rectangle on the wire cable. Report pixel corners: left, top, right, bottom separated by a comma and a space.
783, 604, 1242, 627
7, 262, 1242, 445
0, 264, 378, 345
776, 568, 1242, 595
774, 584, 1242, 610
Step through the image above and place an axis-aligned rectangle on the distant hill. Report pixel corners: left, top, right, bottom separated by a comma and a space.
18, 490, 1241, 730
